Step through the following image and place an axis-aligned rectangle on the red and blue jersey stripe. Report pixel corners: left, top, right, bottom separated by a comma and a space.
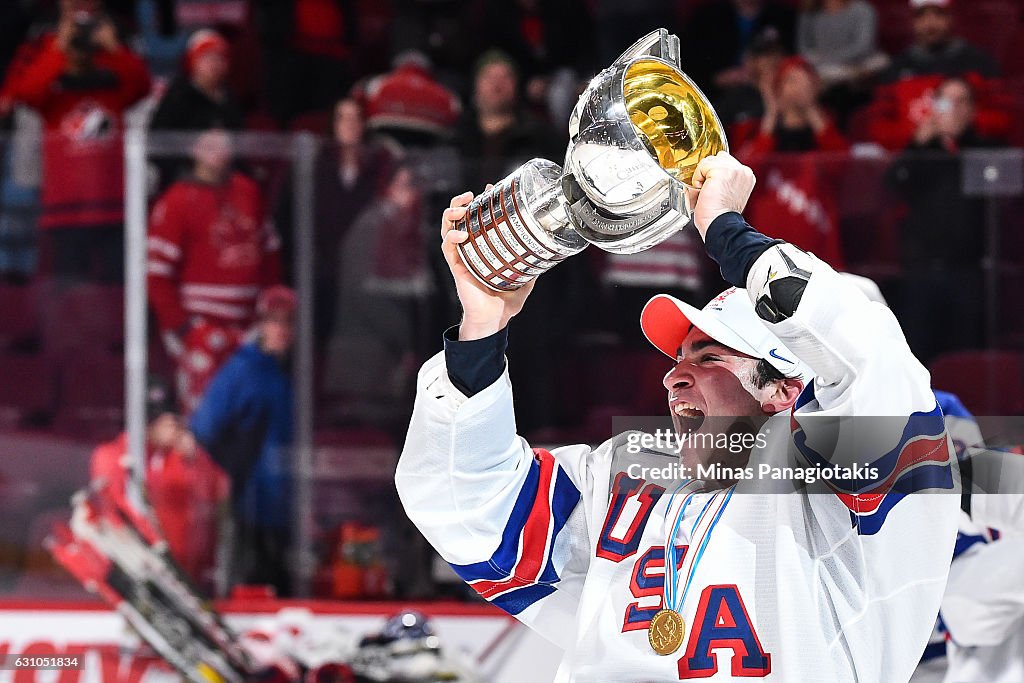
449, 448, 581, 615
792, 385, 955, 535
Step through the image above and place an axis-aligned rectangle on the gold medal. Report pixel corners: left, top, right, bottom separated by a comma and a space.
648, 608, 685, 655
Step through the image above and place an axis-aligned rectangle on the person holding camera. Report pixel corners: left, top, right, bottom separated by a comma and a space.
0, 0, 150, 283
884, 76, 1000, 365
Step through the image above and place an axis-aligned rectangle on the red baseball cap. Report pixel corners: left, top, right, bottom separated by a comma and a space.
186, 29, 228, 72
257, 286, 297, 319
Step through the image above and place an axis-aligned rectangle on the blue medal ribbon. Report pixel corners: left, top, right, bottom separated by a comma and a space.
663, 482, 736, 614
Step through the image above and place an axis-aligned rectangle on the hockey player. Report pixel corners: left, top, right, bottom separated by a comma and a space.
147, 129, 281, 412
397, 152, 960, 681
925, 392, 1024, 683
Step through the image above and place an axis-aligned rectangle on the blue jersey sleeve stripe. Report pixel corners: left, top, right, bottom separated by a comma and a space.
952, 531, 990, 559
450, 455, 582, 590
792, 404, 948, 493
490, 583, 557, 615
537, 467, 582, 584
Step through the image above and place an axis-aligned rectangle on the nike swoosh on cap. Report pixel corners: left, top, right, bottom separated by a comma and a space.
769, 348, 794, 364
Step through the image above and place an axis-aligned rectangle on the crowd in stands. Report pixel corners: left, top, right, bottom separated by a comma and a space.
0, 0, 1022, 597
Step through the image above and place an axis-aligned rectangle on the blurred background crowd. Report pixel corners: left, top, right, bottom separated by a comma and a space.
0, 0, 1022, 603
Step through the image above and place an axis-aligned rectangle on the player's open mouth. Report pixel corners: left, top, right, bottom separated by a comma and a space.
672, 401, 705, 430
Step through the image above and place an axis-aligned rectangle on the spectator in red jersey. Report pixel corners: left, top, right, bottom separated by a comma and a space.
276, 97, 395, 348
0, 0, 150, 284
147, 129, 282, 413
884, 77, 998, 363
90, 375, 229, 594
734, 57, 848, 269
602, 231, 706, 349
734, 57, 849, 155
868, 0, 1007, 150
353, 51, 462, 150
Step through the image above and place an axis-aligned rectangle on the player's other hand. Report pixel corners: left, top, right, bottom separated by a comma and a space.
440, 188, 535, 341
688, 151, 757, 239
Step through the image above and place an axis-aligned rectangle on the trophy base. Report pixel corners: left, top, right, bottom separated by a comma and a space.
456, 160, 585, 292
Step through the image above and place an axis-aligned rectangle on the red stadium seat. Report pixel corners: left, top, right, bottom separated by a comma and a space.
53, 352, 125, 440
957, 1, 1021, 70
0, 283, 41, 351
1002, 76, 1024, 146
289, 110, 332, 134
929, 350, 1024, 416
1002, 28, 1024, 77
997, 269, 1024, 349
41, 283, 124, 357
0, 353, 57, 427
876, 3, 915, 56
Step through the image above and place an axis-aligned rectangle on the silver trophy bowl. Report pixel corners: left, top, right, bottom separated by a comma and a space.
456, 28, 727, 291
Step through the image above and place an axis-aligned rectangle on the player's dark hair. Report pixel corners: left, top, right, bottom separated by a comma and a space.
751, 359, 787, 390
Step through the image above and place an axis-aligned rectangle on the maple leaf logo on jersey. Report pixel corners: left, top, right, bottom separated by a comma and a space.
60, 100, 115, 142
211, 204, 260, 268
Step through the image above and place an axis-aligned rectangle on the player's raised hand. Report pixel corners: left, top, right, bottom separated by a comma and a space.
440, 188, 536, 341
687, 151, 757, 239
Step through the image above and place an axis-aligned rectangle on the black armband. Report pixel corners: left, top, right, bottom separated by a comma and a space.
704, 212, 782, 288
443, 325, 509, 397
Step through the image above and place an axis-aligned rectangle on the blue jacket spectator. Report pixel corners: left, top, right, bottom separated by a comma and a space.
191, 339, 293, 529
189, 286, 296, 594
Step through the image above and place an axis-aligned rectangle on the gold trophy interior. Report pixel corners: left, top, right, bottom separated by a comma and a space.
623, 59, 727, 186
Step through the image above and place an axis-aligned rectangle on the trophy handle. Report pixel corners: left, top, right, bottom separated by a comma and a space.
611, 28, 681, 68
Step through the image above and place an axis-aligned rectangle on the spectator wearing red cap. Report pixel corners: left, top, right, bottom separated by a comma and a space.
884, 76, 997, 363
189, 285, 296, 596
733, 57, 848, 269
0, 0, 151, 283
149, 29, 245, 189
147, 129, 282, 412
150, 29, 244, 134
868, 0, 1007, 150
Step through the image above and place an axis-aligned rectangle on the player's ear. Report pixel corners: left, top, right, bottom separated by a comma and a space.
760, 378, 804, 415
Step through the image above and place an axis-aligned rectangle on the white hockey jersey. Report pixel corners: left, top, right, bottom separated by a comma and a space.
397, 250, 960, 682
941, 515, 1024, 683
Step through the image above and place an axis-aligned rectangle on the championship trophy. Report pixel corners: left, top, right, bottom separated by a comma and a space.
456, 29, 728, 291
